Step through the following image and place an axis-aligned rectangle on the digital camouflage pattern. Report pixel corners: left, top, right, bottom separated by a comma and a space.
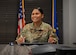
17, 22, 58, 43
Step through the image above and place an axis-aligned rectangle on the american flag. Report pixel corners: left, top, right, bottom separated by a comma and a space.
17, 0, 25, 35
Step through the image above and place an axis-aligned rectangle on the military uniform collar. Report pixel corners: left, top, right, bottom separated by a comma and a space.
30, 22, 44, 30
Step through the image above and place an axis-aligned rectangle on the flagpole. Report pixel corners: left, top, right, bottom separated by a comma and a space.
52, 0, 54, 29
22, 0, 24, 12
22, 0, 25, 28
52, 0, 56, 32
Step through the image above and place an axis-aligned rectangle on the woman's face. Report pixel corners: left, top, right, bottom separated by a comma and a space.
31, 9, 44, 23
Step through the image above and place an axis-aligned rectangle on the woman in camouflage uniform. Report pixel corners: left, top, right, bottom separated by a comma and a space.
16, 7, 58, 44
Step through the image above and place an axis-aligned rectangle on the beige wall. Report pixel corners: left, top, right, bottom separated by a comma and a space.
63, 0, 76, 44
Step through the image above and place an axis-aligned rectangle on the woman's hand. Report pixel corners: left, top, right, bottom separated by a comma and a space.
48, 37, 57, 44
16, 37, 25, 45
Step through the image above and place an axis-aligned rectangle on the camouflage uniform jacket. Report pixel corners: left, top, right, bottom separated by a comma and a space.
17, 22, 58, 43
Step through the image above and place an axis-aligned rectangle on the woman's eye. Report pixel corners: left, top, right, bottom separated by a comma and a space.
31, 13, 40, 15
36, 13, 39, 15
